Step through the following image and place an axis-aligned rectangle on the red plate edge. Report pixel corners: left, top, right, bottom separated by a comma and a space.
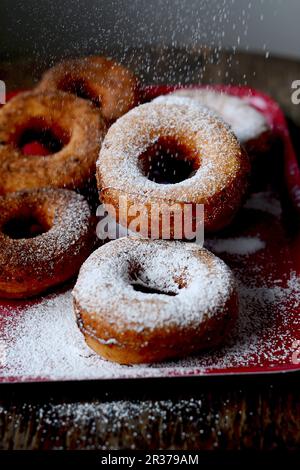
1, 85, 300, 381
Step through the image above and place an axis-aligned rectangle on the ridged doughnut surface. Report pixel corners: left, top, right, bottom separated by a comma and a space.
37, 56, 139, 122
73, 237, 238, 364
0, 90, 106, 194
96, 98, 250, 235
0, 189, 95, 298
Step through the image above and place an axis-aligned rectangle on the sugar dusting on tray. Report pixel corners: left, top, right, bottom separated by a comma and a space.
206, 236, 266, 255
243, 191, 282, 217
0, 272, 299, 381
0, 191, 299, 381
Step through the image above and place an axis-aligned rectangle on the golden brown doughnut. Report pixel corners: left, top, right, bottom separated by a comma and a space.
96, 98, 250, 237
0, 90, 106, 194
73, 237, 238, 364
0, 188, 95, 298
36, 56, 139, 122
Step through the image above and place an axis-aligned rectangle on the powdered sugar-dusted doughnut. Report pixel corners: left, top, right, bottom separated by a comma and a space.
0, 189, 95, 298
0, 91, 106, 194
97, 98, 250, 236
73, 237, 238, 364
158, 88, 270, 156
37, 56, 139, 122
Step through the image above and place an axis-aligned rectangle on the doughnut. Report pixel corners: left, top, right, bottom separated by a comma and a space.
36, 56, 139, 122
0, 90, 106, 194
73, 237, 238, 364
158, 88, 270, 157
96, 98, 250, 237
0, 188, 95, 298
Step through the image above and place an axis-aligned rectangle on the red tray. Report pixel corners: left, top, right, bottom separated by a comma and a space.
0, 85, 299, 383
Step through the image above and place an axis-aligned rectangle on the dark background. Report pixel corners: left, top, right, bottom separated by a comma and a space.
0, 0, 299, 62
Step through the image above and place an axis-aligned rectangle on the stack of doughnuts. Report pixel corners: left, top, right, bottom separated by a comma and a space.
0, 56, 140, 195
0, 55, 139, 296
0, 55, 272, 365
72, 94, 251, 364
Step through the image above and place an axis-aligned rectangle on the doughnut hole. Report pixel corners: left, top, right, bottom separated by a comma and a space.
138, 136, 200, 184
128, 261, 180, 296
2, 205, 53, 239
11, 117, 70, 156
131, 282, 177, 296
57, 75, 101, 107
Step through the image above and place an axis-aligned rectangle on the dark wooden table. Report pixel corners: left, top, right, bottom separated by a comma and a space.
1, 375, 300, 451
0, 48, 300, 452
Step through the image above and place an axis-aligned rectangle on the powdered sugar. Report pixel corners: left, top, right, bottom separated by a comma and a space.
97, 98, 247, 203
0, 188, 298, 381
158, 88, 269, 143
0, 207, 299, 380
73, 238, 235, 333
206, 236, 266, 255
0, 189, 95, 297
180, 274, 300, 371
10, 398, 211, 450
0, 269, 299, 381
0, 290, 133, 381
244, 191, 282, 217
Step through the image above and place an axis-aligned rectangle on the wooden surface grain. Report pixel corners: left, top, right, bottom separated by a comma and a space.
0, 48, 300, 451
1, 375, 300, 451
